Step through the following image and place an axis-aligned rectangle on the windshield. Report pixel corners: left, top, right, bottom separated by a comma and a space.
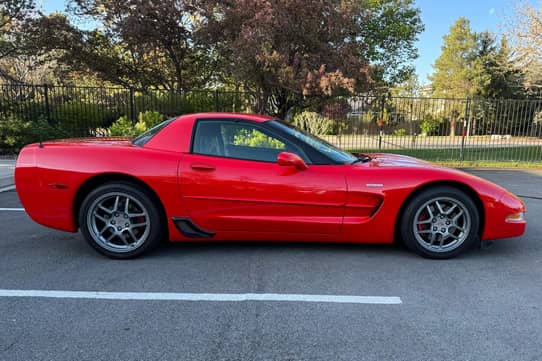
132, 117, 176, 146
268, 120, 358, 164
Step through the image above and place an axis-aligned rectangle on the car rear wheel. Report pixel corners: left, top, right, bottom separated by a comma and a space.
80, 182, 163, 259
400, 186, 479, 259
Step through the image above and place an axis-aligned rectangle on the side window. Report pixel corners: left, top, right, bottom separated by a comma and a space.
192, 120, 306, 163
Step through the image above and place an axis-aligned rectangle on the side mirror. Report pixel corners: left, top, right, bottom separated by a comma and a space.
277, 152, 308, 170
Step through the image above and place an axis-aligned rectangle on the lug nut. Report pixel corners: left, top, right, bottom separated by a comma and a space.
432, 218, 437, 223
117, 226, 122, 231
125, 223, 129, 227
124, 214, 128, 219
441, 228, 446, 232
446, 221, 451, 225
111, 220, 115, 225
433, 227, 438, 231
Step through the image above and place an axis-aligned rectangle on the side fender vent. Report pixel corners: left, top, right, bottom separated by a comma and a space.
172, 217, 215, 238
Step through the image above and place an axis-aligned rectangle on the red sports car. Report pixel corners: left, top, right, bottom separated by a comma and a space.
15, 113, 526, 259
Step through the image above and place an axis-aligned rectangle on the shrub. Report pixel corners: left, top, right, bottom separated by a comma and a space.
233, 128, 284, 149
292, 111, 333, 135
109, 116, 136, 136
108, 111, 164, 137
420, 114, 441, 136
53, 101, 120, 137
393, 128, 407, 136
0, 115, 68, 153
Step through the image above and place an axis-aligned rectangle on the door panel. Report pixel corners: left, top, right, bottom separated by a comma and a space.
179, 154, 347, 234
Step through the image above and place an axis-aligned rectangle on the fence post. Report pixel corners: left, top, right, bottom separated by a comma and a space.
43, 84, 51, 125
378, 95, 386, 150
214, 89, 219, 112
461, 97, 470, 162
129, 87, 135, 125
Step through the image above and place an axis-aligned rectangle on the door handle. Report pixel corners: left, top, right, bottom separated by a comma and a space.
190, 162, 216, 171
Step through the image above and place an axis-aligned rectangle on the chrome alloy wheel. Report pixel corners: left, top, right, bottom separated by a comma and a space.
412, 197, 471, 253
87, 192, 150, 253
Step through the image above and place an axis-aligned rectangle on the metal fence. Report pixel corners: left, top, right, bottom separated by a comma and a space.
1, 83, 541, 163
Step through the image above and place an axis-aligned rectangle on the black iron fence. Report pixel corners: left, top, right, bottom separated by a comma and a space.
1, 83, 541, 163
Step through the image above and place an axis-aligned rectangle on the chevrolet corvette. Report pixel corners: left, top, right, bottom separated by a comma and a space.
15, 113, 526, 259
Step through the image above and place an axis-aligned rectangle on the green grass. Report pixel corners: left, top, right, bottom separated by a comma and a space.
347, 146, 542, 168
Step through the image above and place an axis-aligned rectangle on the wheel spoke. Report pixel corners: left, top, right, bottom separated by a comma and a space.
98, 205, 113, 214
118, 232, 130, 245
130, 222, 147, 228
124, 197, 130, 213
416, 219, 432, 225
426, 205, 434, 218
452, 210, 464, 222
99, 224, 112, 236
128, 229, 138, 242
113, 196, 120, 212
128, 213, 146, 218
94, 213, 108, 223
104, 232, 116, 243
454, 225, 465, 232
445, 204, 457, 215
435, 201, 445, 214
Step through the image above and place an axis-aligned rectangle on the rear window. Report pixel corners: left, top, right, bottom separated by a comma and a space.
132, 118, 175, 146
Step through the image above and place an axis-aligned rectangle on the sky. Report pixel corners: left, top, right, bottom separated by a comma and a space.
38, 0, 537, 85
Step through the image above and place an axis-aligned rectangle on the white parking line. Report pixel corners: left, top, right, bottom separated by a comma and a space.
0, 185, 16, 192
0, 290, 402, 304
0, 208, 24, 211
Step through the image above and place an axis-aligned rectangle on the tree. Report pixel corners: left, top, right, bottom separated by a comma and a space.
29, 0, 219, 90
0, 0, 35, 81
200, 0, 423, 116
430, 18, 480, 99
503, 1, 542, 91
473, 33, 524, 99
429, 18, 480, 136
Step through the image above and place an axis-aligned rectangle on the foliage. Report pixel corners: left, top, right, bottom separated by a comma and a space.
0, 0, 34, 59
503, 1, 542, 89
109, 116, 136, 137
53, 101, 119, 136
419, 114, 442, 136
232, 128, 284, 149
108, 111, 164, 137
0, 115, 67, 153
429, 18, 479, 98
27, 2, 216, 91
292, 111, 334, 136
428, 18, 529, 135
393, 128, 407, 136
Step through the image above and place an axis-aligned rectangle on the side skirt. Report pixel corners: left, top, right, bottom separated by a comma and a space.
172, 217, 215, 238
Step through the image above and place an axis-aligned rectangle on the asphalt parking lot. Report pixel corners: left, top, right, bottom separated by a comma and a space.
1, 169, 541, 361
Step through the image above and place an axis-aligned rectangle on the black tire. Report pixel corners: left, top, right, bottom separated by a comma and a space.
400, 186, 480, 259
79, 181, 164, 259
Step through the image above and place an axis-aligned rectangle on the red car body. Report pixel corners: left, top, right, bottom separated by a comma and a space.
15, 113, 526, 246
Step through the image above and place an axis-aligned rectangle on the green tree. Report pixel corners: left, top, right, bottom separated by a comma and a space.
429, 18, 479, 99
0, 0, 34, 81
28, 1, 218, 91
473, 33, 524, 98
200, 0, 423, 117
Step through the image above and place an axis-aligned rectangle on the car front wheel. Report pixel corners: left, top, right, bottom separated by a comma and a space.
400, 186, 480, 259
79, 181, 163, 259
